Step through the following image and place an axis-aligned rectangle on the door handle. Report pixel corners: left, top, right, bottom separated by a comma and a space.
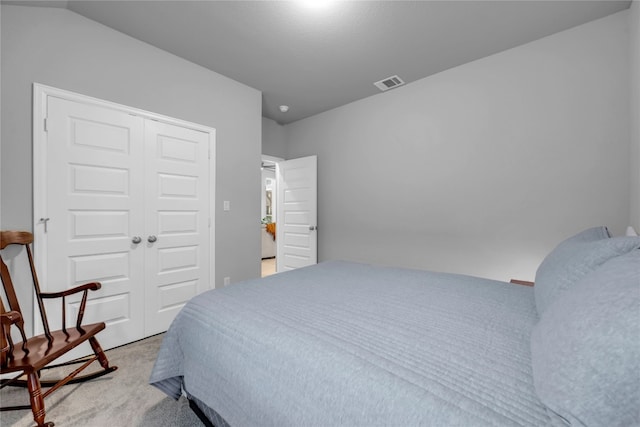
309, 226, 317, 231
132, 236, 142, 244
147, 235, 158, 243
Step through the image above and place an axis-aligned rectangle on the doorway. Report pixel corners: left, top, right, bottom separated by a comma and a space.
261, 155, 281, 277
260, 154, 318, 277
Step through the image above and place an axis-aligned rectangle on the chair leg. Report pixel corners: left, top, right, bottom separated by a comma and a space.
89, 337, 110, 370
27, 372, 53, 426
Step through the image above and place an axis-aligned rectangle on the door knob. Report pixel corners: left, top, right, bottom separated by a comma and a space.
132, 236, 142, 244
309, 226, 317, 231
147, 235, 157, 243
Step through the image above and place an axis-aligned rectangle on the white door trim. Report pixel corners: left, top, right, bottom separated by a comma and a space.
262, 154, 284, 164
32, 83, 216, 332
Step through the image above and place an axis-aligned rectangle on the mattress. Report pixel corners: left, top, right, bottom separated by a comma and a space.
150, 260, 550, 426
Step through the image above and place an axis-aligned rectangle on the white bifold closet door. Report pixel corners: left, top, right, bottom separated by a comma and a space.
42, 93, 211, 353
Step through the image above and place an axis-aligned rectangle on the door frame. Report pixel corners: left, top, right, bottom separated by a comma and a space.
32, 83, 216, 333
261, 154, 283, 223
261, 155, 283, 270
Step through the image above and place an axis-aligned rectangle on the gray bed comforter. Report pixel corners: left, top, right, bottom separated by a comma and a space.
150, 261, 550, 426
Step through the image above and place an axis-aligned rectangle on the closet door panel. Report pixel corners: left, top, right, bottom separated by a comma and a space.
144, 120, 210, 335
45, 96, 146, 351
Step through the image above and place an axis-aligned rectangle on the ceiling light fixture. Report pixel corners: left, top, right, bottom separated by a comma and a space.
279, 105, 290, 113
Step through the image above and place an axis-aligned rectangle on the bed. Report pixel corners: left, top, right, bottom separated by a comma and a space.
150, 227, 640, 427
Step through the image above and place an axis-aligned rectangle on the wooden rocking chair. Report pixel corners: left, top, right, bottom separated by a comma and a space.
0, 230, 117, 427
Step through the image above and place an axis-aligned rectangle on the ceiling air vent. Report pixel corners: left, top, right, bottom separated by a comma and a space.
374, 75, 405, 92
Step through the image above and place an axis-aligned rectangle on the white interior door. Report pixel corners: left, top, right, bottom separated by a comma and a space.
44, 96, 146, 350
276, 155, 318, 272
144, 120, 210, 335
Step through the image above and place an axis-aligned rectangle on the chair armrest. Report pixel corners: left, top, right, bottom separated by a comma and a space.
510, 279, 534, 287
1, 310, 28, 360
40, 282, 101, 331
40, 282, 102, 299
1, 310, 23, 326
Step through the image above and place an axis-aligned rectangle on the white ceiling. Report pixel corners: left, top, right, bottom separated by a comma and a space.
6, 1, 632, 124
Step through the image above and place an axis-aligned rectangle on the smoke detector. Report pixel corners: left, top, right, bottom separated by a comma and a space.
374, 75, 405, 92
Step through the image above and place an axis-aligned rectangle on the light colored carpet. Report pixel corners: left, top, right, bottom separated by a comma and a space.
0, 334, 203, 427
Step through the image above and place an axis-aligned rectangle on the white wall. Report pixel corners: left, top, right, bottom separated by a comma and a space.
285, 11, 631, 281
630, 1, 640, 230
1, 5, 262, 288
262, 117, 287, 159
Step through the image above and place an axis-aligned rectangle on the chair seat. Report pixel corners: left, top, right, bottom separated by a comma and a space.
2, 323, 106, 374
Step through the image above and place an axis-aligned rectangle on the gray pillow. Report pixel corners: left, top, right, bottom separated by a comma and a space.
531, 249, 640, 427
534, 227, 640, 315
